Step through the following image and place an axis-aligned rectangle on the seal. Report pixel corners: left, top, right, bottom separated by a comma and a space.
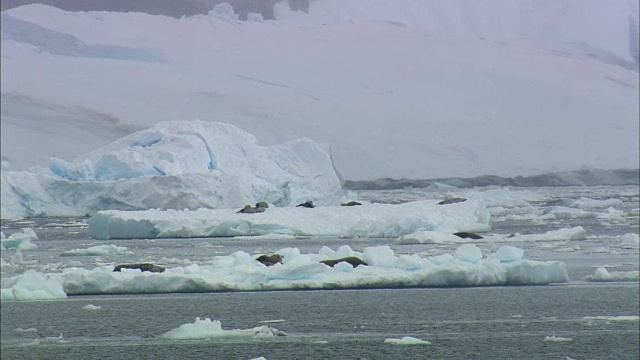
255, 202, 269, 209
256, 254, 283, 266
296, 201, 315, 208
341, 201, 362, 206
320, 256, 368, 268
113, 263, 165, 273
453, 231, 483, 239
238, 205, 266, 214
438, 198, 467, 205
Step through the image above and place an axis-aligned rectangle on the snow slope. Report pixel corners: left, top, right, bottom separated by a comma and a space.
1, 2, 638, 180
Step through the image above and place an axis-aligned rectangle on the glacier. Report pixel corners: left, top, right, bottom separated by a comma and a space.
1, 3, 637, 180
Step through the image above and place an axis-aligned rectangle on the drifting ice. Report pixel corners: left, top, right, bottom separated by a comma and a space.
1, 244, 569, 301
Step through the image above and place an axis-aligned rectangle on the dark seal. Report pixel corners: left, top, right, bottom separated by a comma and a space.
238, 205, 266, 214
113, 263, 165, 273
255, 202, 269, 209
341, 201, 362, 206
296, 201, 315, 208
453, 232, 483, 239
320, 256, 368, 268
438, 198, 467, 205
256, 254, 283, 267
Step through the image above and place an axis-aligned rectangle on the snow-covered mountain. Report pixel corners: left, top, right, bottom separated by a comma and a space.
1, 1, 638, 180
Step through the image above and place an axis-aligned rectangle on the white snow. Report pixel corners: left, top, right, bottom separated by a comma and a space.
1, 120, 345, 219
1, 228, 38, 250
276, 0, 639, 70
384, 336, 431, 345
159, 317, 286, 339
1, 3, 637, 181
62, 245, 133, 256
584, 267, 639, 282
88, 199, 490, 240
0, 244, 569, 300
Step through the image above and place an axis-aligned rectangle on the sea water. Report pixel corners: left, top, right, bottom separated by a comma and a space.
1, 185, 638, 359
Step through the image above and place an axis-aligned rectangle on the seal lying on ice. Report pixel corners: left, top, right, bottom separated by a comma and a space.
296, 201, 315, 208
320, 256, 368, 268
341, 201, 362, 206
238, 202, 269, 213
453, 231, 483, 239
256, 254, 283, 266
113, 263, 165, 273
438, 198, 467, 205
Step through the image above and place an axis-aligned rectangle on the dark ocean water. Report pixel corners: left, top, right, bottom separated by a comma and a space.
2, 285, 639, 360
1, 185, 639, 359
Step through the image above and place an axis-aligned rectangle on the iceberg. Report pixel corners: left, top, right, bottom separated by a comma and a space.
1, 121, 345, 219
88, 199, 491, 240
159, 317, 286, 339
1, 228, 38, 250
384, 336, 431, 345
0, 244, 569, 300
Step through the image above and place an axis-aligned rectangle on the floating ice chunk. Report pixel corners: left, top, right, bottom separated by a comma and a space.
159, 317, 286, 339
89, 199, 491, 240
582, 316, 640, 321
1, 270, 67, 301
543, 336, 573, 342
83, 304, 102, 310
14, 327, 38, 333
247, 12, 264, 22
584, 267, 639, 282
557, 198, 624, 210
1, 228, 38, 250
508, 227, 587, 242
363, 246, 395, 267
455, 244, 482, 263
209, 3, 238, 22
384, 336, 431, 345
467, 189, 540, 208
543, 206, 594, 219
63, 244, 133, 256
619, 233, 639, 248
397, 231, 467, 244
490, 246, 524, 263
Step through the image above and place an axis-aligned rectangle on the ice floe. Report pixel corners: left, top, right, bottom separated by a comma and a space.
159, 317, 286, 339
62, 244, 133, 256
1, 228, 38, 250
1, 244, 569, 301
543, 336, 573, 342
384, 336, 431, 345
88, 199, 491, 240
584, 267, 639, 282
